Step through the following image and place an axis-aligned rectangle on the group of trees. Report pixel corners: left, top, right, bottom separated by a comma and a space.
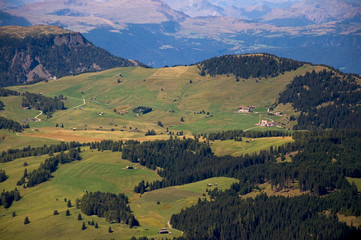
17, 148, 81, 187
78, 192, 139, 227
21, 92, 65, 117
0, 189, 21, 208
198, 54, 304, 79
0, 141, 84, 163
0, 116, 28, 132
278, 70, 361, 129
132, 106, 152, 114
0, 88, 19, 97
0, 169, 7, 182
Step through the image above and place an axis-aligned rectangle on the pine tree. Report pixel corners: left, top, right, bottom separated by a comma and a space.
66, 210, 70, 216
108, 227, 112, 233
53, 210, 58, 215
95, 222, 99, 228
91, 220, 94, 226
81, 222, 86, 231
67, 200, 72, 208
24, 216, 30, 224
78, 213, 82, 220
12, 211, 16, 217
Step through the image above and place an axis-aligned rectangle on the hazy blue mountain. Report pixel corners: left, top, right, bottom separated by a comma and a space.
0, 0, 360, 74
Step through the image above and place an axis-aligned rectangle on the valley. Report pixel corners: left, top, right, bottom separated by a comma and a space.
0, 21, 360, 239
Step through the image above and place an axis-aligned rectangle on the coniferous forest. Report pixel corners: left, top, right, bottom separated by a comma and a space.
121, 130, 361, 239
278, 70, 361, 130
198, 54, 304, 79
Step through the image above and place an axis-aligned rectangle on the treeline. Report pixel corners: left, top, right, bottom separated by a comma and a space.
278, 70, 361, 129
0, 189, 21, 209
171, 185, 361, 240
78, 192, 139, 227
0, 87, 19, 96
89, 140, 123, 152
203, 130, 291, 141
198, 54, 304, 79
17, 148, 81, 187
0, 116, 28, 132
1, 141, 84, 163
21, 92, 65, 117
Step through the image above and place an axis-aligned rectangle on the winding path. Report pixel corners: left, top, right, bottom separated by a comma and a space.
34, 110, 43, 121
73, 94, 86, 109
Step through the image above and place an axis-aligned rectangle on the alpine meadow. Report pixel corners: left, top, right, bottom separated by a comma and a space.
1, 1, 361, 240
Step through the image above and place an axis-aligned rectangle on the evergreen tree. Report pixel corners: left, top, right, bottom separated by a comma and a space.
24, 216, 30, 224
81, 222, 86, 230
95, 222, 99, 228
108, 227, 112, 233
65, 210, 70, 216
78, 213, 82, 220
53, 210, 58, 215
12, 211, 15, 217
67, 200, 72, 208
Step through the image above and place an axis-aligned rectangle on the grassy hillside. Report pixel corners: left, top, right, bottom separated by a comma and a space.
0, 146, 238, 239
211, 136, 294, 157
0, 149, 162, 240
2, 63, 324, 142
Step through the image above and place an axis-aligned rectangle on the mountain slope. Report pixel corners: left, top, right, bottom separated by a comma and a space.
0, 25, 142, 87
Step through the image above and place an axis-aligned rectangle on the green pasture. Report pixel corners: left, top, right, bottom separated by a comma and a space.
347, 177, 361, 192
211, 136, 294, 156
131, 177, 239, 229
0, 149, 163, 240
5, 64, 320, 134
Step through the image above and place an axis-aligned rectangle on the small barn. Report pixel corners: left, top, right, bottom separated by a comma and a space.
238, 107, 250, 113
158, 228, 169, 234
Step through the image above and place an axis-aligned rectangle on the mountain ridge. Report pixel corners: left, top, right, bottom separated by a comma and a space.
0, 25, 142, 87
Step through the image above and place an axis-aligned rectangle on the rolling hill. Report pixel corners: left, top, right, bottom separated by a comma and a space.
0, 52, 361, 239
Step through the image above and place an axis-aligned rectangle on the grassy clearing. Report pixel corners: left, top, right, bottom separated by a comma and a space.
0, 129, 61, 151
0, 149, 162, 240
346, 177, 361, 192
131, 177, 239, 229
211, 136, 294, 157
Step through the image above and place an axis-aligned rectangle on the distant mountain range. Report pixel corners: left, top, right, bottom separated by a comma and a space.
0, 25, 141, 87
1, 0, 361, 73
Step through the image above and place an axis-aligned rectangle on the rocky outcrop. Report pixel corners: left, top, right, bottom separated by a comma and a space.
0, 25, 142, 87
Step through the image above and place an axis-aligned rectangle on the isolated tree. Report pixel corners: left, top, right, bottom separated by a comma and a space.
67, 200, 72, 208
12, 211, 16, 217
180, 116, 184, 122
24, 216, 30, 224
157, 121, 164, 127
81, 222, 86, 230
95, 222, 99, 228
108, 226, 112, 233
66, 210, 70, 216
78, 213, 82, 220
53, 210, 58, 215
91, 220, 94, 226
